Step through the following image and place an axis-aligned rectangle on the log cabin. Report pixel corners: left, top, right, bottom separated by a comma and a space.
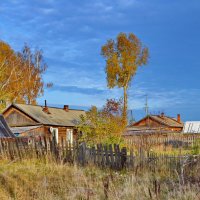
125, 112, 184, 136
2, 103, 85, 143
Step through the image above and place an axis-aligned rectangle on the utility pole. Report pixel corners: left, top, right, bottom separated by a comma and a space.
144, 95, 150, 127
129, 109, 135, 125
144, 94, 149, 116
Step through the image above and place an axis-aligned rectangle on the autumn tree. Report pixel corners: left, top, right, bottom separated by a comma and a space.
0, 41, 22, 107
77, 99, 125, 145
15, 44, 51, 104
101, 33, 149, 125
0, 40, 52, 109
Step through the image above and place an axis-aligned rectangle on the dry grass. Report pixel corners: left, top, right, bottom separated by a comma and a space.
0, 158, 199, 200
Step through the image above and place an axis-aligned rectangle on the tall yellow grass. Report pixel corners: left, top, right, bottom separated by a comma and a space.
0, 158, 199, 200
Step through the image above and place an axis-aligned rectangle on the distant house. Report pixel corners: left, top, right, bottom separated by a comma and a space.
2, 103, 85, 143
183, 121, 200, 133
125, 113, 183, 136
0, 115, 15, 138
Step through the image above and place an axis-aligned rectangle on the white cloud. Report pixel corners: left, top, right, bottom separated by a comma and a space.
39, 8, 56, 15
129, 87, 200, 111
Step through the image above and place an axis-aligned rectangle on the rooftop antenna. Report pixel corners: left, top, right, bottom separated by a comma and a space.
144, 94, 149, 116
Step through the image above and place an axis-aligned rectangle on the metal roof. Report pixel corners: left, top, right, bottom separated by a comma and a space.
5, 104, 85, 127
183, 121, 200, 133
0, 115, 15, 137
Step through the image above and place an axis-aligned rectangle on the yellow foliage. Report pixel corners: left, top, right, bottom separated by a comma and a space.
101, 33, 149, 124
77, 99, 126, 145
0, 40, 51, 109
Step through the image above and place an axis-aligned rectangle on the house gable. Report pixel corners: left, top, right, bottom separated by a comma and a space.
133, 116, 168, 128
3, 107, 39, 127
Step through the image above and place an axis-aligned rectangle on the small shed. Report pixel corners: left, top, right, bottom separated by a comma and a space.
0, 114, 15, 138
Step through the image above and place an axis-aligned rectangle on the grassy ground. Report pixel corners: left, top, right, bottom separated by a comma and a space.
128, 143, 200, 156
0, 158, 199, 200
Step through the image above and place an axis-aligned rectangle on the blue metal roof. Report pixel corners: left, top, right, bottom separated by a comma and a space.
0, 115, 15, 138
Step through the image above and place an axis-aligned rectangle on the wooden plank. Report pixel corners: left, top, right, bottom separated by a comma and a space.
104, 145, 109, 166
121, 147, 127, 169
130, 149, 134, 169
99, 144, 104, 168
109, 144, 114, 169
114, 144, 121, 170
97, 144, 101, 166
90, 146, 96, 164
0, 139, 4, 157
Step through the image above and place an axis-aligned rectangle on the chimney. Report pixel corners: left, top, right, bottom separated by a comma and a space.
45, 100, 47, 107
43, 100, 50, 114
63, 105, 69, 112
161, 112, 164, 118
177, 114, 181, 123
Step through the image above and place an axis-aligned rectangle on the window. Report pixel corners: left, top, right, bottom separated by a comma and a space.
28, 139, 32, 145
51, 128, 58, 144
66, 129, 73, 144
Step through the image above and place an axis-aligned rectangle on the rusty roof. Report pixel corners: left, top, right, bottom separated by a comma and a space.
132, 114, 183, 128
150, 115, 183, 127
5, 104, 85, 127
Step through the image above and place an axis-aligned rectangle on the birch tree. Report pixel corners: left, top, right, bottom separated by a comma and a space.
16, 44, 50, 104
0, 41, 22, 105
0, 40, 52, 109
101, 33, 149, 124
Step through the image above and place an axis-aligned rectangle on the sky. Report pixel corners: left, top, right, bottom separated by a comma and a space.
0, 0, 200, 121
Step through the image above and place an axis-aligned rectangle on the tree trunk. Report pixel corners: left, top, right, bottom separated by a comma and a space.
123, 86, 128, 125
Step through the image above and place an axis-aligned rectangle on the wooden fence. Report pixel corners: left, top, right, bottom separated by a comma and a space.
124, 133, 200, 151
0, 137, 199, 173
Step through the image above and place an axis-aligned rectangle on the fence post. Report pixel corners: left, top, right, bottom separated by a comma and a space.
114, 144, 121, 170
109, 144, 114, 169
78, 142, 86, 166
121, 147, 127, 169
130, 149, 134, 169
104, 145, 109, 166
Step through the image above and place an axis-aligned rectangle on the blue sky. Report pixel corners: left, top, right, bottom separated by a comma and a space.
0, 0, 200, 121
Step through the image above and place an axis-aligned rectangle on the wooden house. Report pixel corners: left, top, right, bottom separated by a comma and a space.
0, 114, 15, 138
2, 103, 85, 143
125, 113, 183, 136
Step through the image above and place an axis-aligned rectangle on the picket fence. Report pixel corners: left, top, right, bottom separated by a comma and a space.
0, 137, 198, 172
